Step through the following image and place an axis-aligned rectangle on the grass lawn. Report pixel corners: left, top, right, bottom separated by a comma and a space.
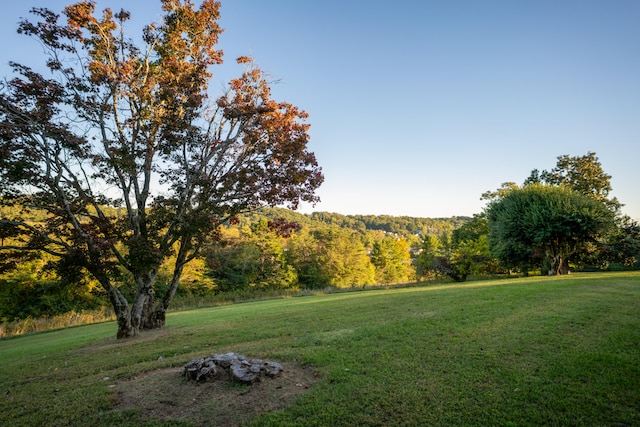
0, 272, 638, 426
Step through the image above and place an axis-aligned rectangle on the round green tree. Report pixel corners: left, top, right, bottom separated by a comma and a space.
486, 184, 615, 275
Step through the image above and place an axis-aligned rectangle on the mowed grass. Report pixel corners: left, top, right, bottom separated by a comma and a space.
0, 272, 638, 426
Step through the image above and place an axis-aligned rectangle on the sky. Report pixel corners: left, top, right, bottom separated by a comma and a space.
1, 1, 638, 220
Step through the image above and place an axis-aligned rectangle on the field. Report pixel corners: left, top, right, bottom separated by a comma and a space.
0, 272, 638, 426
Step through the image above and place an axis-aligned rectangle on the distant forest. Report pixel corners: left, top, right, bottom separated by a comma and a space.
0, 206, 468, 321
247, 208, 470, 237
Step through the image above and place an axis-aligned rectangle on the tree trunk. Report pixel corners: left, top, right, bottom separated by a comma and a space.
107, 284, 136, 338
547, 255, 559, 275
111, 290, 134, 339
142, 239, 190, 330
130, 271, 157, 332
141, 261, 186, 329
91, 265, 137, 338
546, 243, 573, 275
547, 255, 571, 275
141, 291, 166, 330
116, 311, 135, 339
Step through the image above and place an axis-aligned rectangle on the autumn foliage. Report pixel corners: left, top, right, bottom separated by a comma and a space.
0, 1, 322, 338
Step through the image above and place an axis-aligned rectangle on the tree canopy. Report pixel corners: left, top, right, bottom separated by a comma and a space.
486, 184, 616, 275
525, 152, 621, 211
0, 1, 322, 337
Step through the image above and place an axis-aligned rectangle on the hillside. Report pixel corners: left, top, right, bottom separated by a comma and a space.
248, 207, 471, 237
1, 272, 637, 426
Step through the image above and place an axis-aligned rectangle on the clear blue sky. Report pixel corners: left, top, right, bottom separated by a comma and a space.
1, 1, 639, 219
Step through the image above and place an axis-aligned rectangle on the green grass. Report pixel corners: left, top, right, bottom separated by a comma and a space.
0, 272, 638, 426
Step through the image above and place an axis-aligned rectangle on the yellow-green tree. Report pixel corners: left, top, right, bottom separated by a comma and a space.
205, 218, 297, 291
370, 236, 413, 284
287, 227, 375, 288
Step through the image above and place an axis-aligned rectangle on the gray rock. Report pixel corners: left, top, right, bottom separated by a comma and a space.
262, 361, 283, 377
184, 352, 284, 383
230, 363, 260, 383
211, 352, 238, 368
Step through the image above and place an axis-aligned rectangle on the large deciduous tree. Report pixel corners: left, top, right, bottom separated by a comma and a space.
0, 1, 322, 338
486, 184, 615, 275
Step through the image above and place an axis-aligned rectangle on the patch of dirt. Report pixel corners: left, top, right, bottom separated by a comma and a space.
115, 362, 318, 426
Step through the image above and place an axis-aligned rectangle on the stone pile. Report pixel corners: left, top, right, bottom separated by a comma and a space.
183, 352, 283, 384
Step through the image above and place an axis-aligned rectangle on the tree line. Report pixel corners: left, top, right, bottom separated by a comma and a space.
0, 206, 464, 321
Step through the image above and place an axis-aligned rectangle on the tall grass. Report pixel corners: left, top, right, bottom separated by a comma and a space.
0, 307, 114, 338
